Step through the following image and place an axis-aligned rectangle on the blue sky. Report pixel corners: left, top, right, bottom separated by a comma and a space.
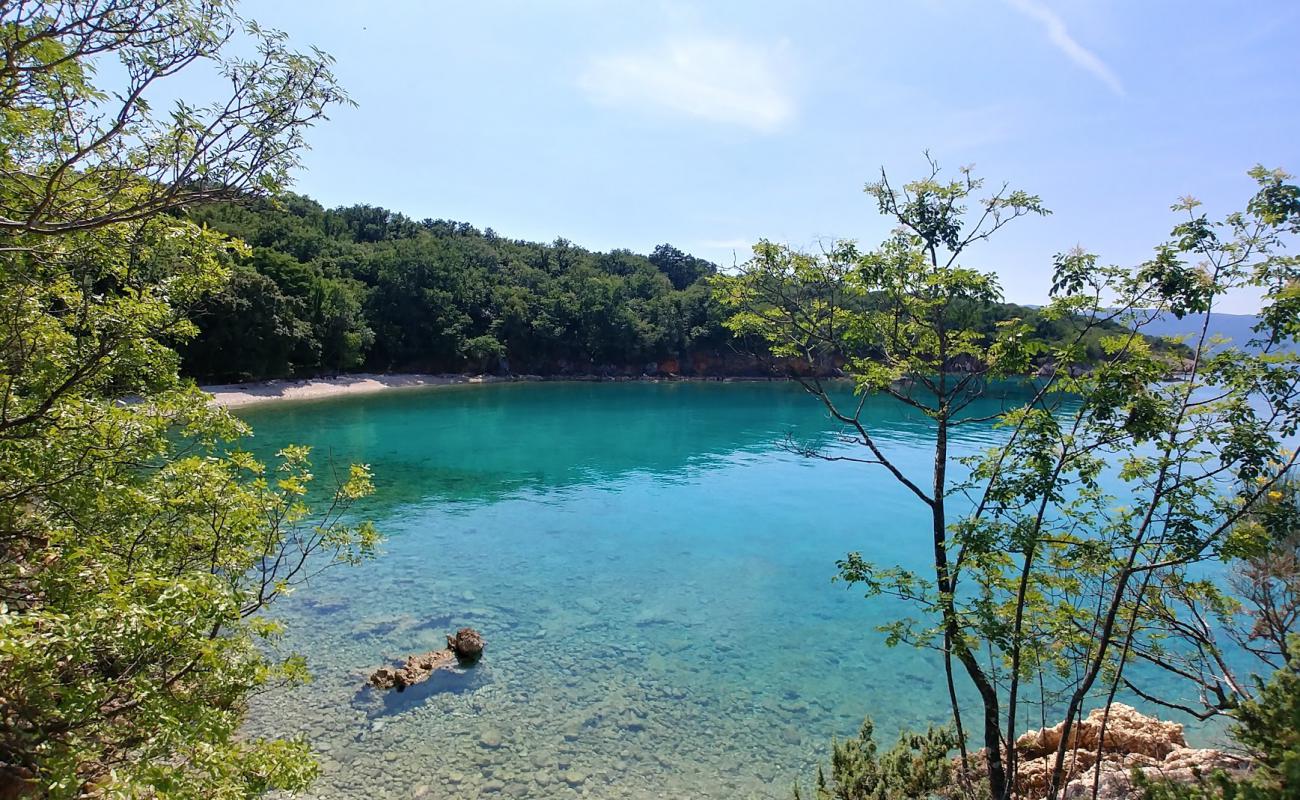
230, 1, 1297, 312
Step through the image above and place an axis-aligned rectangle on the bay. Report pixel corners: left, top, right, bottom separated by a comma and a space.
234, 381, 1195, 799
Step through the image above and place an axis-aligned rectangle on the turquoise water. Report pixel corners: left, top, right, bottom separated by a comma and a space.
234, 381, 1183, 799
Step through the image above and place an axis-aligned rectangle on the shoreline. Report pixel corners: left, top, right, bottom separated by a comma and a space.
203, 374, 504, 408
202, 372, 791, 408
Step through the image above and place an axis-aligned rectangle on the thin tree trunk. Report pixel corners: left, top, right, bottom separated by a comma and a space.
933, 413, 1007, 800
945, 628, 973, 790
1004, 457, 1068, 799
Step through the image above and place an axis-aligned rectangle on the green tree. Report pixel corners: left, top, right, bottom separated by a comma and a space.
312, 276, 374, 374
0, 2, 371, 797
719, 160, 1300, 800
180, 195, 732, 380
181, 267, 312, 382
720, 160, 1050, 799
650, 243, 716, 290
1012, 169, 1299, 798
1123, 472, 1300, 721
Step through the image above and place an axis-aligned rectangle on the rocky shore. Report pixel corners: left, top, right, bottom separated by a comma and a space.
978, 704, 1249, 800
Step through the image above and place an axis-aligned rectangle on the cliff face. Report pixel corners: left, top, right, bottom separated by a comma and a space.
977, 705, 1250, 800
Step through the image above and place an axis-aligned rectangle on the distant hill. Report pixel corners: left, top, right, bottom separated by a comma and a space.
1135, 311, 1297, 352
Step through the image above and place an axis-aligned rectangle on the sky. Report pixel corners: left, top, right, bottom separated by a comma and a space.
208, 1, 1298, 312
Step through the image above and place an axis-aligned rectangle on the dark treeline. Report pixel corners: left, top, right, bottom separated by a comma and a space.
180, 195, 729, 382
180, 195, 1170, 383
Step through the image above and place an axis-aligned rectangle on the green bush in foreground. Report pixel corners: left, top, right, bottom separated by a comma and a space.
1139, 638, 1300, 800
794, 719, 960, 800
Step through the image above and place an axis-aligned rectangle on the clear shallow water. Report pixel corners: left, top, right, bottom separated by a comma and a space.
234, 381, 1196, 799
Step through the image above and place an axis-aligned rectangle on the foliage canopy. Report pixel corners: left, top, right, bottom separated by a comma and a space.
173, 189, 1168, 383
721, 159, 1300, 800
0, 2, 373, 796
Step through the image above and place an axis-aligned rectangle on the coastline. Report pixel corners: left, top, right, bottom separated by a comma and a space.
203, 373, 511, 408
201, 367, 1094, 410
202, 372, 790, 408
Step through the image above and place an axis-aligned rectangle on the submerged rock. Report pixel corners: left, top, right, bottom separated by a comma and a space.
368, 627, 485, 691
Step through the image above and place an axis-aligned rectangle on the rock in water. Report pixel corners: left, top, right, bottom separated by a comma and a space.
368, 627, 485, 691
368, 650, 455, 691
447, 627, 485, 663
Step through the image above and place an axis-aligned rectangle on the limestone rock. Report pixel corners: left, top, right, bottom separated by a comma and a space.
447, 627, 485, 663
367, 627, 485, 691
1057, 746, 1251, 799
367, 649, 455, 691
1016, 703, 1186, 762
969, 705, 1252, 800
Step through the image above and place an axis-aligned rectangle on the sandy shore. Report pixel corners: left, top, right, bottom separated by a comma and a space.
202, 372, 798, 409
203, 373, 509, 408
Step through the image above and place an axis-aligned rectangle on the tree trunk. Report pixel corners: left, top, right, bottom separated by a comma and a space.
933, 414, 1007, 800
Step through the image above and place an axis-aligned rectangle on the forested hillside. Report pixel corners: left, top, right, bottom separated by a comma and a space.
182, 195, 1183, 382
180, 195, 728, 381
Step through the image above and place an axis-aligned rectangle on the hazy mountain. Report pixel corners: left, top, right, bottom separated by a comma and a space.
1135, 311, 1296, 352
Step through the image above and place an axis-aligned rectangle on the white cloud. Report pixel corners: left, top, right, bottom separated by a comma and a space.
578, 36, 795, 132
1004, 0, 1125, 97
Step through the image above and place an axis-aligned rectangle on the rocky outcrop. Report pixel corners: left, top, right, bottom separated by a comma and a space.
1056, 745, 1249, 800
974, 704, 1251, 799
368, 627, 485, 692
1034, 360, 1088, 378
1018, 703, 1186, 761
446, 627, 484, 662
945, 353, 986, 373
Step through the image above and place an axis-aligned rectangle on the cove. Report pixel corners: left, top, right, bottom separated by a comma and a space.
235, 381, 1192, 799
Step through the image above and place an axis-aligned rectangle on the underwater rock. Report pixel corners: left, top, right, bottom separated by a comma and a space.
367, 628, 485, 691
368, 649, 454, 691
563, 769, 587, 787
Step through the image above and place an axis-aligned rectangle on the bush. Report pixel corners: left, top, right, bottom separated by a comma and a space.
794, 718, 961, 800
